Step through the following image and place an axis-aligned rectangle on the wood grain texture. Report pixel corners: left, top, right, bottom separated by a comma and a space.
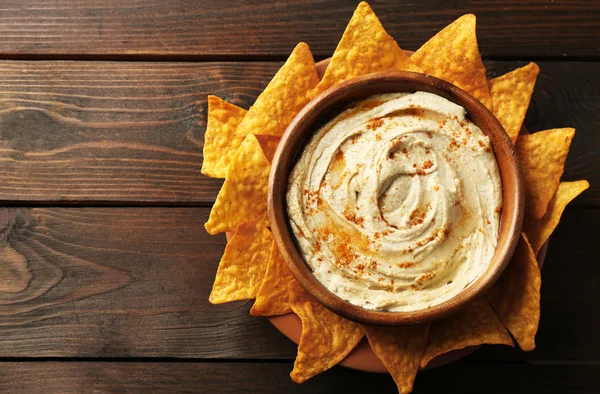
0, 60, 597, 206
0, 61, 279, 204
0, 0, 598, 59
0, 207, 296, 358
0, 206, 597, 361
0, 362, 598, 393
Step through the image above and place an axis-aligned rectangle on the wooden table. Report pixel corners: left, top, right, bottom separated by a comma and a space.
0, 1, 598, 393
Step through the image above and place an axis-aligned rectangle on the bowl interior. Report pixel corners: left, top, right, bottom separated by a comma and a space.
268, 71, 524, 325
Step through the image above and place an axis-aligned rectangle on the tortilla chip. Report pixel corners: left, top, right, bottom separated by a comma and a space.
364, 324, 429, 394
489, 62, 540, 144
523, 180, 589, 255
251, 241, 295, 316
235, 42, 319, 138
488, 233, 541, 351
516, 128, 575, 219
205, 134, 270, 234
201, 96, 248, 178
421, 297, 513, 368
288, 280, 364, 383
411, 14, 492, 110
312, 2, 420, 97
209, 221, 272, 304
256, 135, 281, 163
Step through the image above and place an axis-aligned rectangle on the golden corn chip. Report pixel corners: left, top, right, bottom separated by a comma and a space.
209, 221, 272, 304
516, 128, 575, 219
250, 241, 295, 316
201, 96, 248, 178
312, 1, 420, 97
235, 42, 319, 138
364, 324, 429, 394
524, 180, 589, 255
489, 62, 540, 144
256, 135, 281, 163
411, 14, 492, 110
205, 134, 270, 234
288, 280, 364, 383
421, 297, 513, 368
488, 233, 541, 351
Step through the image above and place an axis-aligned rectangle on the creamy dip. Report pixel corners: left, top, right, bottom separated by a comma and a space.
286, 92, 502, 312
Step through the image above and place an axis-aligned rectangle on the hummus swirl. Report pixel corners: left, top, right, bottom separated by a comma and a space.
286, 92, 502, 312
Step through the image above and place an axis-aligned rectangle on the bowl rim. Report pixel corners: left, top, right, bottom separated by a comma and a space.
268, 71, 524, 325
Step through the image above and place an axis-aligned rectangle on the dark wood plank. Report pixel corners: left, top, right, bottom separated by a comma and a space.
533, 207, 600, 362
0, 206, 597, 361
0, 61, 598, 206
0, 61, 279, 204
0, 207, 296, 358
0, 0, 598, 59
0, 362, 598, 393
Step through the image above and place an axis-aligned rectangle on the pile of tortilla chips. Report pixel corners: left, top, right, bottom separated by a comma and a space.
201, 2, 589, 393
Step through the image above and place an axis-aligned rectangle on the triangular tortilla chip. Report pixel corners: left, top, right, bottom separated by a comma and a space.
516, 128, 575, 219
201, 96, 248, 178
251, 241, 295, 316
364, 324, 429, 394
209, 221, 272, 304
288, 280, 364, 383
421, 297, 513, 368
205, 134, 270, 234
411, 14, 492, 109
312, 1, 420, 97
523, 180, 589, 255
488, 233, 541, 351
235, 42, 319, 137
489, 62, 540, 144
256, 135, 281, 163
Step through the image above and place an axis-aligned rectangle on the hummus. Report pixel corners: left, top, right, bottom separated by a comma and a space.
286, 92, 502, 312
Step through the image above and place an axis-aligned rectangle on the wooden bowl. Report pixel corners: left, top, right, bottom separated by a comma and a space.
268, 71, 524, 325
